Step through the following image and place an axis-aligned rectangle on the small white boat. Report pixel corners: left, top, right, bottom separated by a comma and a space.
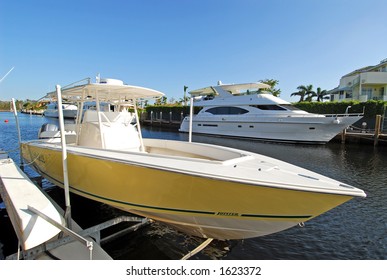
179, 82, 363, 144
44, 102, 78, 119
21, 77, 366, 240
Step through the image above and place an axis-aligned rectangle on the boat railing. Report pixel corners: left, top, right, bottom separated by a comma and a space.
282, 113, 363, 118
249, 113, 364, 118
189, 112, 364, 119
323, 113, 364, 118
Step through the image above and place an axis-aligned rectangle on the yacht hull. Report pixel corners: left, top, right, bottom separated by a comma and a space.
179, 115, 362, 144
44, 109, 77, 119
44, 103, 78, 119
21, 141, 355, 240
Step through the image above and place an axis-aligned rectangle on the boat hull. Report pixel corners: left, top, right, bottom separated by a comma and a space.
21, 142, 354, 240
179, 115, 362, 144
44, 110, 77, 119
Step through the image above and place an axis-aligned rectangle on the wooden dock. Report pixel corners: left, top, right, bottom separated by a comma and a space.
339, 115, 386, 146
141, 119, 181, 128
140, 111, 184, 129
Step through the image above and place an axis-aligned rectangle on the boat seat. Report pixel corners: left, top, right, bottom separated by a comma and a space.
78, 120, 141, 151
82, 110, 135, 124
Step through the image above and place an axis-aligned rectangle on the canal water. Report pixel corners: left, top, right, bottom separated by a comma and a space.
0, 112, 386, 259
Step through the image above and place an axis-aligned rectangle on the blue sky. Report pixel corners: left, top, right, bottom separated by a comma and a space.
1, 0, 387, 102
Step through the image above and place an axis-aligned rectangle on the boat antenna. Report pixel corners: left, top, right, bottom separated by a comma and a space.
0, 67, 15, 84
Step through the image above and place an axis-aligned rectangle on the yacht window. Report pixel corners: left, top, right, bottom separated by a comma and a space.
203, 95, 215, 100
277, 104, 302, 111
205, 107, 249, 115
250, 105, 287, 111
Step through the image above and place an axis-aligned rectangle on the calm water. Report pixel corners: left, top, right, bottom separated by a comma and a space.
0, 112, 386, 260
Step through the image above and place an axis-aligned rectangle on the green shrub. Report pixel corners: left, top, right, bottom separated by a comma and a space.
295, 100, 386, 118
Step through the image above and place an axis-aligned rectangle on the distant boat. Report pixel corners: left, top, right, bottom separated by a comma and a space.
179, 81, 364, 144
21, 77, 366, 240
44, 102, 77, 118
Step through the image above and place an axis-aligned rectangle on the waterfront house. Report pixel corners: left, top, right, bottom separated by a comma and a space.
329, 59, 387, 102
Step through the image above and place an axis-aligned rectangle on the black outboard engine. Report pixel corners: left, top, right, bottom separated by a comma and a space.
38, 123, 59, 139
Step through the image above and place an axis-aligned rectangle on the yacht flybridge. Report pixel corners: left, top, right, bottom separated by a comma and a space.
179, 82, 363, 144
21, 78, 366, 240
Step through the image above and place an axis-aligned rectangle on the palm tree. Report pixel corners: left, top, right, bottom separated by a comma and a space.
291, 84, 314, 102
259, 79, 281, 97
305, 89, 316, 102
315, 87, 328, 102
154, 96, 167, 105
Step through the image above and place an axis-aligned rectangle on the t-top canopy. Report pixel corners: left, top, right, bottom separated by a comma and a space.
45, 78, 165, 102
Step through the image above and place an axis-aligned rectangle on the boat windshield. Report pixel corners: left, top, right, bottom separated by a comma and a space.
279, 104, 304, 111
249, 105, 287, 111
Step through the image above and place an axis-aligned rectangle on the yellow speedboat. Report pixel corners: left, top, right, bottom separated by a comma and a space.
21, 78, 366, 240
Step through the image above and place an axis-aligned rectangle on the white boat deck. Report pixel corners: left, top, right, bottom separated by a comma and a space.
0, 157, 112, 260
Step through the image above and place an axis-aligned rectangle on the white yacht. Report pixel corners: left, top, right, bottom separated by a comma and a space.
179, 82, 363, 144
44, 102, 78, 119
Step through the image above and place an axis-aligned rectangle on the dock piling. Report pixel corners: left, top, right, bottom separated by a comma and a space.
341, 128, 346, 144
374, 115, 382, 146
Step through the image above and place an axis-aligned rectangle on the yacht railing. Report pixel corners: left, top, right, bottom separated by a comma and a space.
323, 113, 364, 118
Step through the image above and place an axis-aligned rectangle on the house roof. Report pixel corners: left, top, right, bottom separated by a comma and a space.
343, 59, 387, 77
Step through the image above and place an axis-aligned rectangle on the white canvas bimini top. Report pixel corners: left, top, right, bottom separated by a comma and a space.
45, 78, 165, 102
